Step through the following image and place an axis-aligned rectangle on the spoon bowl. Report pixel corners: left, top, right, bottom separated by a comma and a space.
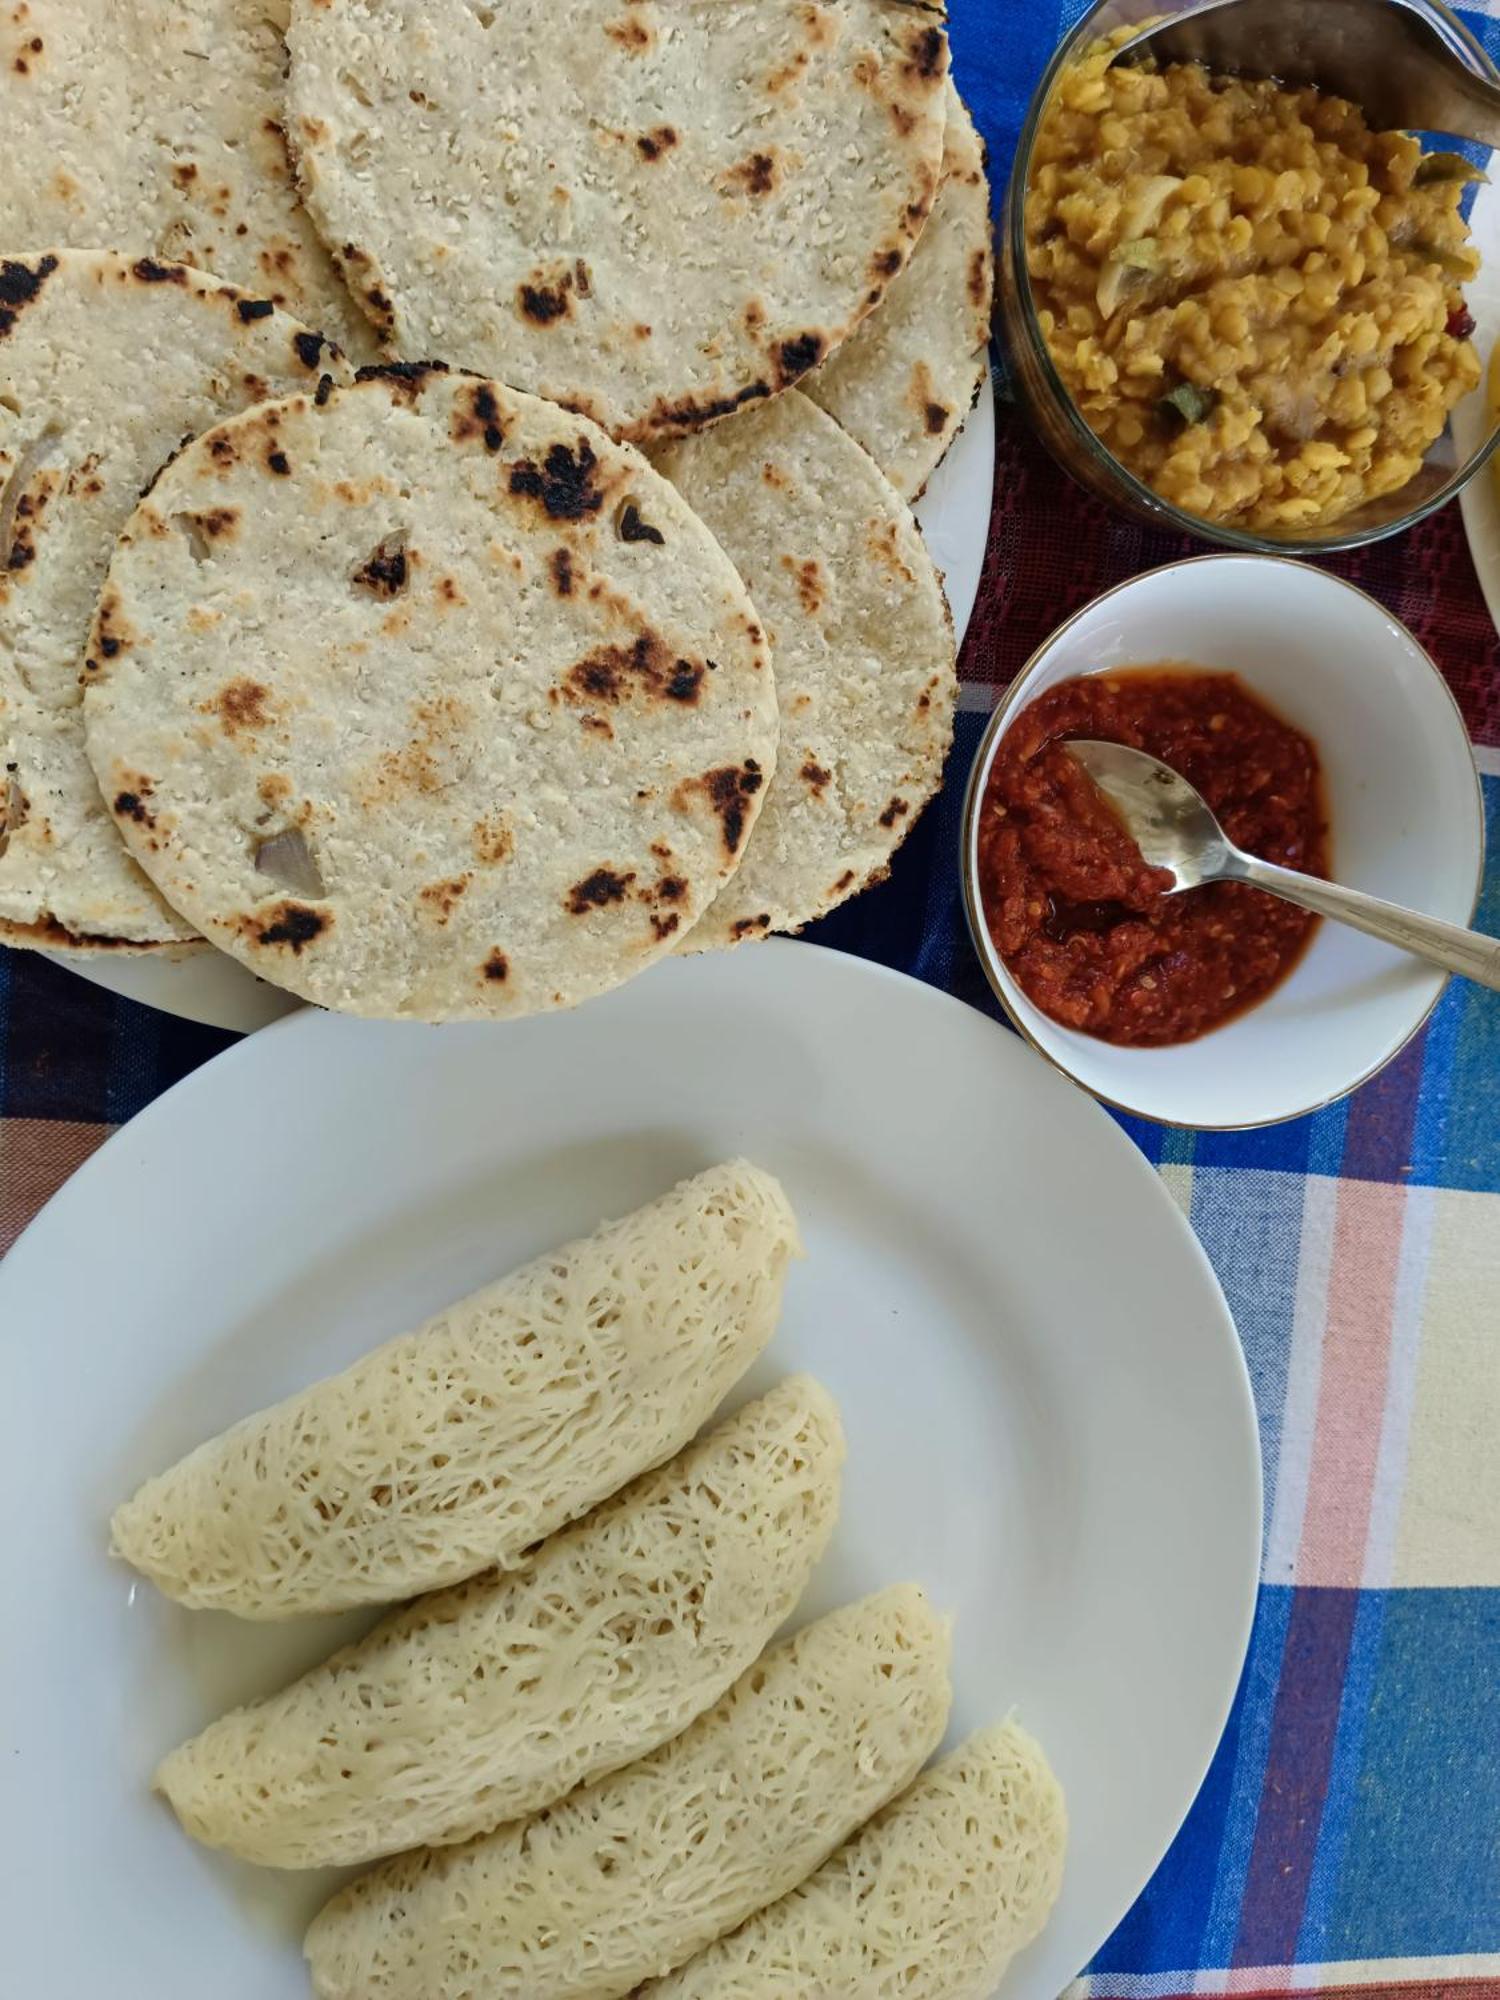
1064, 738, 1500, 988
1061, 741, 1235, 893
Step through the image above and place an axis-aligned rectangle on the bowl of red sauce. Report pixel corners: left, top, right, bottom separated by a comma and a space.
962, 556, 1484, 1128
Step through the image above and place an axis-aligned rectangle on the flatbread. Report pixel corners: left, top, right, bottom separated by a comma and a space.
304, 1586, 952, 2000
0, 0, 372, 357
0, 251, 350, 950
154, 1377, 845, 1868
805, 80, 993, 498
654, 391, 955, 948
112, 1161, 801, 1618
83, 366, 777, 1017
642, 1723, 1067, 2000
286, 0, 950, 441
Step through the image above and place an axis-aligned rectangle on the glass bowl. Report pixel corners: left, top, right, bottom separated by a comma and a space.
998, 0, 1500, 553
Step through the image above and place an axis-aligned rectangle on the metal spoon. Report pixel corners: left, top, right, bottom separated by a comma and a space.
1064, 739, 1500, 990
1113, 0, 1500, 146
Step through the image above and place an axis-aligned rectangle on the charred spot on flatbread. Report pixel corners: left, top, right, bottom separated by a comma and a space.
356, 360, 449, 407
247, 900, 329, 950
636, 124, 677, 161
0, 254, 58, 339
775, 332, 824, 386
519, 277, 572, 324
92, 588, 134, 661
451, 380, 506, 450
676, 761, 764, 857
644, 381, 770, 436
616, 499, 665, 545
508, 438, 605, 520
565, 867, 636, 914
201, 430, 243, 474
336, 241, 397, 337
131, 258, 188, 286
902, 24, 947, 83
112, 786, 156, 828
563, 633, 703, 707
351, 533, 410, 598
10, 27, 43, 76
721, 149, 780, 198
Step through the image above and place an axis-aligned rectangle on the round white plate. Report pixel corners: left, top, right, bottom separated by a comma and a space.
1456, 177, 1500, 632
0, 940, 1259, 2000
39, 377, 998, 1033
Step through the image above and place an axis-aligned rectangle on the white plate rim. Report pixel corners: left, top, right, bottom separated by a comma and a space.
1456, 176, 1500, 633
0, 938, 1260, 2000
35, 376, 999, 1033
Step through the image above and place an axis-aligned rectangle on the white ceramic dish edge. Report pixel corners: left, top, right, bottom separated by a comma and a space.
1457, 177, 1500, 635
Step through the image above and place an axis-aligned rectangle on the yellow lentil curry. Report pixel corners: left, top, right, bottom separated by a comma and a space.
1024, 31, 1483, 531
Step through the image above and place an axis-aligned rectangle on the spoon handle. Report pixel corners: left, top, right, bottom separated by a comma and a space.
1228, 854, 1500, 992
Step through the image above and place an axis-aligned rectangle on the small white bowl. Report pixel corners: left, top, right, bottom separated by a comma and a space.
961, 555, 1485, 1129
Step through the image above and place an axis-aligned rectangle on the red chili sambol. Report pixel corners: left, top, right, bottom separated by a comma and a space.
977, 668, 1329, 1047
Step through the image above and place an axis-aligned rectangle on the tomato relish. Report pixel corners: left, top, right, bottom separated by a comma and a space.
977, 668, 1328, 1047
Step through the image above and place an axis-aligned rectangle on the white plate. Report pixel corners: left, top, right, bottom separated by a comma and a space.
0, 940, 1259, 2000
40, 377, 998, 1033
1457, 177, 1500, 632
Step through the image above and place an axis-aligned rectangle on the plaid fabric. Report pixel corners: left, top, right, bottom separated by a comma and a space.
3, 3, 1499, 1993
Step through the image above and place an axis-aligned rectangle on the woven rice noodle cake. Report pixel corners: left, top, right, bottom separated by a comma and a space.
655, 393, 955, 948
304, 1585, 951, 2000
804, 79, 993, 500
112, 1162, 799, 1619
82, 366, 777, 1018
154, 1377, 844, 1869
642, 1723, 1067, 2000
286, 0, 950, 440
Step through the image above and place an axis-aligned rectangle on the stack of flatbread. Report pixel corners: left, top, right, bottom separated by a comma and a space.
1, 0, 992, 1016
112, 1164, 1067, 2000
